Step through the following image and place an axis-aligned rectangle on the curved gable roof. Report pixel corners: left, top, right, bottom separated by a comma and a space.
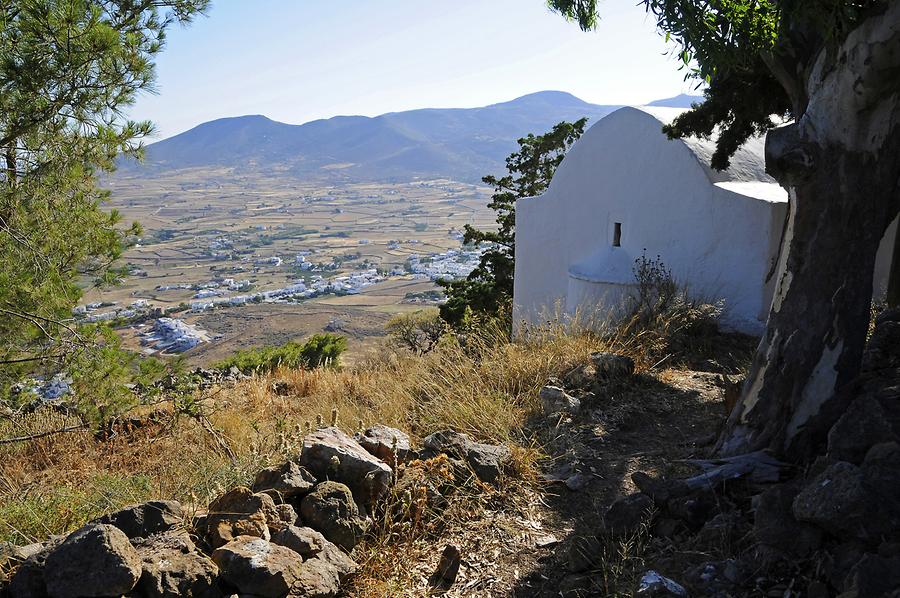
633, 106, 777, 185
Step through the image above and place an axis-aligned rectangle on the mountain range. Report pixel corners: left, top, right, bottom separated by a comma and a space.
119, 91, 703, 182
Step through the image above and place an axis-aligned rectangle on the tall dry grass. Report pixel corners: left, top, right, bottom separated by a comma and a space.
0, 315, 635, 548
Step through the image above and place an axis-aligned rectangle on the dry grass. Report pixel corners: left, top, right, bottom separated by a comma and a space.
0, 315, 628, 549
0, 301, 732, 593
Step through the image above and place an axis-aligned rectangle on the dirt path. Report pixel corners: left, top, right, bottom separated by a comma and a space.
404, 368, 729, 597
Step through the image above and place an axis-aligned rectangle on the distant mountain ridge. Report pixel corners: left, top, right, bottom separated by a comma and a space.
119, 91, 703, 182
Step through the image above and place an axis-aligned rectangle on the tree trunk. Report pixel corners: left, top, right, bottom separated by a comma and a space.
717, 3, 900, 459
887, 225, 900, 308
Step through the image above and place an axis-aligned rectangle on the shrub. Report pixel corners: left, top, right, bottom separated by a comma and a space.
215, 334, 347, 374
385, 309, 446, 354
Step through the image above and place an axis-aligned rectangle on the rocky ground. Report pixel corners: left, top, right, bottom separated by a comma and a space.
2, 311, 897, 597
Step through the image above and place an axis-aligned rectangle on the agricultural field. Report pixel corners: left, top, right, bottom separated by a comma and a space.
81, 169, 496, 363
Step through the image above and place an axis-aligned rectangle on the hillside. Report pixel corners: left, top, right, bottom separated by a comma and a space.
118, 91, 702, 182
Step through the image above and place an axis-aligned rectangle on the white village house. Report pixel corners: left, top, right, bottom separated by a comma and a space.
514, 106, 898, 335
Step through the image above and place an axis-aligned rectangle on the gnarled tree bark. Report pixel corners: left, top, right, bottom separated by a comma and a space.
717, 2, 900, 459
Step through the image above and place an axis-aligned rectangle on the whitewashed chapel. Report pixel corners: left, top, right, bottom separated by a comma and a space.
513, 106, 898, 335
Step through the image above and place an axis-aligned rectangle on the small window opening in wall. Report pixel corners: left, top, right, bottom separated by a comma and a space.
612, 222, 622, 247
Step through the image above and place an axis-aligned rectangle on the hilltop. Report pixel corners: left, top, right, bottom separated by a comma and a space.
118, 91, 703, 182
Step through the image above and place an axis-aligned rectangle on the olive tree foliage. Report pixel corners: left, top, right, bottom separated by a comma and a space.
0, 1, 208, 412
549, 0, 900, 459
439, 119, 587, 329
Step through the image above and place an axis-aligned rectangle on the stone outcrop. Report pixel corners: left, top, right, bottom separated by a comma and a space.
2, 422, 503, 598
206, 486, 280, 549
43, 523, 143, 597
299, 481, 366, 551
355, 424, 411, 465
422, 429, 511, 484
95, 499, 184, 540
299, 427, 392, 505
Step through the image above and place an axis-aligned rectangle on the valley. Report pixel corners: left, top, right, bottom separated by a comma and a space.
81, 171, 495, 364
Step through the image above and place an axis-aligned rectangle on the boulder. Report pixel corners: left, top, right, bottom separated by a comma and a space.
631, 472, 691, 503
827, 395, 897, 464
315, 539, 357, 581
355, 424, 411, 465
840, 553, 900, 597
252, 461, 317, 502
422, 430, 511, 485
754, 484, 822, 557
792, 461, 886, 541
299, 427, 392, 505
861, 442, 900, 533
275, 503, 299, 529
211, 536, 303, 598
539, 385, 581, 414
603, 493, 654, 536
95, 500, 184, 539
7, 537, 63, 598
590, 352, 635, 380
206, 487, 279, 549
290, 540, 357, 598
132, 530, 219, 597
271, 526, 326, 558
43, 524, 142, 598
299, 482, 365, 551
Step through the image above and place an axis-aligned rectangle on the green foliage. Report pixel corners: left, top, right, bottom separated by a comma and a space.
548, 0, 883, 168
0, 1, 208, 398
386, 309, 447, 354
439, 119, 587, 328
215, 334, 348, 374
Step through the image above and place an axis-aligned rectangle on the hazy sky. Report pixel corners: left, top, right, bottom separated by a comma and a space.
132, 0, 699, 140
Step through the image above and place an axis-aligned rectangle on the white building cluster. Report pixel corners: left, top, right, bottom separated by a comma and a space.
408, 247, 485, 281
142, 318, 210, 353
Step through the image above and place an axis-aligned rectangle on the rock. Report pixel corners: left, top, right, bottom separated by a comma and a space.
861, 441, 900, 532
275, 503, 299, 528
252, 461, 317, 502
564, 363, 597, 389
314, 540, 357, 581
841, 553, 900, 597
7, 537, 63, 598
211, 536, 303, 598
565, 472, 590, 492
666, 489, 717, 530
292, 556, 342, 598
636, 570, 688, 597
271, 526, 326, 558
43, 523, 142, 598
299, 427, 392, 505
422, 429, 511, 484
428, 544, 461, 592
95, 500, 184, 539
631, 472, 691, 503
827, 395, 897, 464
686, 560, 743, 596
206, 487, 279, 549
290, 539, 357, 598
568, 536, 602, 572
590, 352, 635, 380
299, 481, 365, 551
539, 385, 581, 414
271, 379, 290, 396
132, 530, 219, 597
603, 493, 654, 536
792, 461, 890, 541
754, 484, 822, 557
355, 424, 411, 465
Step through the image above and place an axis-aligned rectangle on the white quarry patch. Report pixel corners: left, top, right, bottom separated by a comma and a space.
143, 318, 211, 353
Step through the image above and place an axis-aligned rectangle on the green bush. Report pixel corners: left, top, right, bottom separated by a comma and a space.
215, 334, 347, 374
